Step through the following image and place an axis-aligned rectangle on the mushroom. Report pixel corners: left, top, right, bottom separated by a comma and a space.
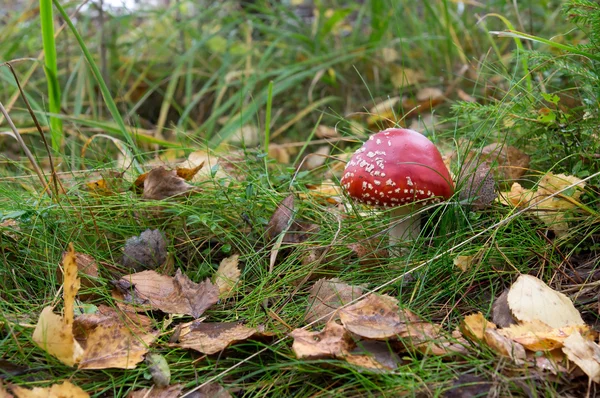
340, 128, 454, 247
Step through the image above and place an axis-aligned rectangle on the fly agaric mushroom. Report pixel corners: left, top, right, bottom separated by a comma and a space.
340, 128, 454, 246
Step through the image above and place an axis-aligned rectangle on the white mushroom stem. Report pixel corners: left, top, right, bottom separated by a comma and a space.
389, 206, 421, 248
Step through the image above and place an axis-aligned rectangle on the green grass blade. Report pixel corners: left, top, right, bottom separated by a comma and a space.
51, 0, 140, 169
40, 0, 63, 151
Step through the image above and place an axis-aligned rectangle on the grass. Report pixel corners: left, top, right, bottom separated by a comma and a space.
1, 0, 600, 396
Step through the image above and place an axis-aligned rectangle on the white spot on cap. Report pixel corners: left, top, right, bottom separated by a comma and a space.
406, 176, 414, 186
374, 180, 381, 186
362, 181, 367, 190
376, 139, 382, 144
366, 151, 376, 158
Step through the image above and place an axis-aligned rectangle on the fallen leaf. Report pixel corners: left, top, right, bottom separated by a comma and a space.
184, 382, 232, 398
366, 96, 401, 126
478, 143, 530, 183
499, 320, 593, 351
305, 278, 364, 325
112, 269, 219, 318
57, 251, 100, 301
121, 229, 167, 272
290, 321, 353, 359
301, 145, 330, 170
268, 144, 291, 164
483, 328, 526, 364
453, 255, 475, 272
562, 331, 600, 383
175, 162, 205, 181
10, 381, 89, 398
399, 322, 467, 356
146, 354, 170, 387
491, 290, 516, 328
178, 150, 232, 182
128, 384, 184, 398
457, 160, 496, 210
343, 341, 400, 371
174, 321, 259, 355
85, 171, 127, 195
315, 125, 340, 139
32, 243, 84, 366
415, 87, 444, 103
339, 294, 418, 340
507, 274, 584, 328
74, 306, 158, 370
265, 194, 295, 242
142, 166, 196, 200
497, 173, 586, 235
445, 375, 491, 398
460, 312, 496, 341
390, 66, 424, 88
301, 181, 343, 205
213, 254, 241, 299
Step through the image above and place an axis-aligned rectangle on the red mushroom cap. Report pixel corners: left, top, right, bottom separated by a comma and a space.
340, 128, 454, 207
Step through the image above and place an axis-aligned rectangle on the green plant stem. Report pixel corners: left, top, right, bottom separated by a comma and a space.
40, 0, 63, 151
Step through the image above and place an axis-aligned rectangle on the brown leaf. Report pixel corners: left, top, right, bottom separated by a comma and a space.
74, 306, 158, 370
142, 167, 196, 200
127, 384, 184, 398
491, 290, 516, 328
57, 251, 100, 301
184, 382, 232, 398
120, 229, 167, 272
265, 194, 295, 242
173, 321, 259, 355
562, 332, 600, 383
479, 143, 530, 183
398, 322, 467, 356
176, 162, 205, 181
339, 294, 419, 340
483, 328, 526, 364
305, 279, 364, 326
213, 254, 241, 299
10, 381, 89, 398
290, 322, 354, 359
343, 341, 400, 371
112, 269, 219, 318
32, 243, 83, 366
315, 125, 340, 139
458, 160, 496, 210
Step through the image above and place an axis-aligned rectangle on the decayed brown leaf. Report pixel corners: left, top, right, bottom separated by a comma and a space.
127, 384, 184, 398
265, 194, 295, 242
290, 321, 353, 359
491, 290, 516, 328
173, 321, 260, 355
186, 382, 232, 398
32, 243, 84, 367
304, 279, 364, 325
507, 274, 584, 328
213, 254, 241, 299
120, 229, 167, 272
74, 306, 158, 370
339, 294, 418, 339
562, 332, 600, 383
141, 166, 197, 200
135, 163, 204, 191
457, 161, 496, 210
112, 269, 219, 318
478, 143, 530, 183
10, 381, 89, 398
343, 341, 401, 371
301, 181, 343, 205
